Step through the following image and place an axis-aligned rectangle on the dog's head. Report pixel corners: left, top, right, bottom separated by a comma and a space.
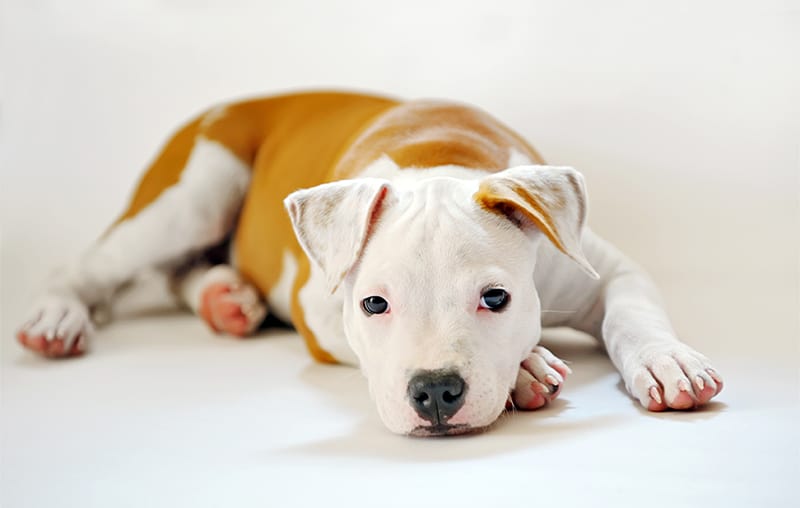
285, 165, 596, 436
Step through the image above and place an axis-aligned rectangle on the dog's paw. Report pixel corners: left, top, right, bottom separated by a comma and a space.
511, 346, 571, 410
624, 343, 723, 411
17, 295, 92, 358
198, 268, 266, 337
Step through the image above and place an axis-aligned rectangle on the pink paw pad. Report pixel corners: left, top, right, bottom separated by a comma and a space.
199, 282, 265, 337
17, 331, 85, 358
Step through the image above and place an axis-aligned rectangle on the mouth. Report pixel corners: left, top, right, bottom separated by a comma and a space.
408, 423, 485, 437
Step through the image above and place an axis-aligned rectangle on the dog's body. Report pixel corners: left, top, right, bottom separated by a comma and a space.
17, 91, 722, 435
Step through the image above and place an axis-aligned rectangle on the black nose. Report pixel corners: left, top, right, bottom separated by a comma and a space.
407, 370, 467, 424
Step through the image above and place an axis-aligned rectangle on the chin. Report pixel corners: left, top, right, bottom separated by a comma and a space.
407, 423, 489, 437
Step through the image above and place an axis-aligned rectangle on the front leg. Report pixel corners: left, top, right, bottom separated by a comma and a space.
573, 235, 724, 410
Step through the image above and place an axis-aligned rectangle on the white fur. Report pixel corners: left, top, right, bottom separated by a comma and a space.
19, 138, 251, 351
199, 104, 229, 129
299, 262, 359, 365
360, 154, 489, 188
341, 178, 546, 433
286, 170, 560, 434
19, 126, 721, 433
507, 147, 534, 167
178, 264, 243, 313
286, 160, 721, 434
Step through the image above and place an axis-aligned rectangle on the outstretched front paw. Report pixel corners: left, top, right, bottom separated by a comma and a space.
511, 346, 571, 410
625, 343, 723, 411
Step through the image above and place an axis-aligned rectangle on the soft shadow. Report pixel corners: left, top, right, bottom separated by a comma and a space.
272, 405, 628, 463
271, 335, 628, 462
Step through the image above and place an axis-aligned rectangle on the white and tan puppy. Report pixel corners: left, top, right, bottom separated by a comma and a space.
16, 91, 723, 436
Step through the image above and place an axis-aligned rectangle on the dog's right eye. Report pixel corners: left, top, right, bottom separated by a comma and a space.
361, 296, 390, 316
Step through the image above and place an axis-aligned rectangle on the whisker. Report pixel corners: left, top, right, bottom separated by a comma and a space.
541, 309, 577, 314
506, 392, 517, 415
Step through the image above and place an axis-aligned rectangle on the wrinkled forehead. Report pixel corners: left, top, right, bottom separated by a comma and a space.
355, 179, 531, 288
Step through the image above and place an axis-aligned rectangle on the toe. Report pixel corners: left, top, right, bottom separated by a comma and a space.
551, 362, 571, 379
45, 338, 65, 357
514, 386, 549, 410
512, 368, 557, 410
224, 315, 251, 337
521, 350, 566, 388
629, 367, 668, 411
691, 374, 717, 404
667, 379, 696, 409
18, 331, 48, 355
707, 369, 724, 395
649, 357, 694, 408
217, 300, 244, 319
532, 346, 572, 377
694, 383, 717, 405
646, 385, 668, 412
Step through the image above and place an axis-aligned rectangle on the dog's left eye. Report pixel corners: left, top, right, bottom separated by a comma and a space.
479, 288, 509, 311
362, 296, 390, 315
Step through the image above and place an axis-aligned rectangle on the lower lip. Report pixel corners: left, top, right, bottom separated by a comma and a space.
408, 424, 483, 437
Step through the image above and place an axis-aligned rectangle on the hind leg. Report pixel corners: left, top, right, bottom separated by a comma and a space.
174, 263, 267, 337
17, 136, 251, 358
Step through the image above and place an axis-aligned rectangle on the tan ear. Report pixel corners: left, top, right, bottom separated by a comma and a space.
284, 178, 396, 292
474, 165, 599, 279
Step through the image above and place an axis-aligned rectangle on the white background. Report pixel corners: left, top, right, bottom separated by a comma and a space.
1, 1, 798, 507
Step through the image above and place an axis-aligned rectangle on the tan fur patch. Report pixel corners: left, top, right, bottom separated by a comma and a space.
334, 101, 545, 178
111, 91, 548, 363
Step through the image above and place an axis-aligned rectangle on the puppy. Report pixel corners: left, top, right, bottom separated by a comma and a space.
16, 91, 723, 436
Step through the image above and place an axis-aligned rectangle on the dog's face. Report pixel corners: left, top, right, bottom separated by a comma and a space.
286, 165, 595, 435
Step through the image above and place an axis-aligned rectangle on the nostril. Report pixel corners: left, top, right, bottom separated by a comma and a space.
442, 390, 460, 404
414, 392, 429, 404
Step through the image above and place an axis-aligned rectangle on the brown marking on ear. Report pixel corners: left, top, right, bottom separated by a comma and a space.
565, 172, 586, 227
474, 179, 568, 255
363, 186, 389, 244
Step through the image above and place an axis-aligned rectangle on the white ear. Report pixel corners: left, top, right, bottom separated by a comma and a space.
284, 178, 396, 292
474, 165, 599, 279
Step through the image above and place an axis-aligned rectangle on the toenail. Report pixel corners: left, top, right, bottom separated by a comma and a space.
649, 386, 662, 404
532, 382, 548, 395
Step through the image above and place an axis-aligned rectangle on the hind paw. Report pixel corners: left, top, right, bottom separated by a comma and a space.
198, 269, 266, 337
17, 295, 92, 358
